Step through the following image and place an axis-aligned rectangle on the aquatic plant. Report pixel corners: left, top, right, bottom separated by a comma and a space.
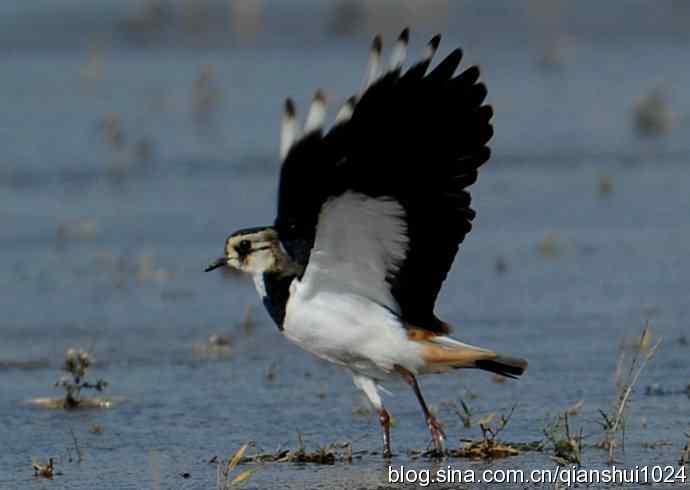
232, 436, 355, 466
442, 399, 473, 428
425, 405, 523, 460
543, 411, 583, 465
54, 349, 108, 409
598, 324, 661, 463
461, 405, 521, 459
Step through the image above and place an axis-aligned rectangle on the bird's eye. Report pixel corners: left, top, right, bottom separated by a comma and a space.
236, 239, 252, 255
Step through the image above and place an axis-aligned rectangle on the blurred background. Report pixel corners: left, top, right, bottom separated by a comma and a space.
1, 1, 689, 488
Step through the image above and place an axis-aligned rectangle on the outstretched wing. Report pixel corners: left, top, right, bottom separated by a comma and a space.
274, 30, 493, 332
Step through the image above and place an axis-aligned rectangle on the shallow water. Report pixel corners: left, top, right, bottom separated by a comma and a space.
2, 1, 690, 489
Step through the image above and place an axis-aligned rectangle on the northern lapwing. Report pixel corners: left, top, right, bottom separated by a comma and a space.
206, 29, 527, 457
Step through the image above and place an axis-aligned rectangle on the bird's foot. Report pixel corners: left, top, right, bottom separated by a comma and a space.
427, 415, 446, 457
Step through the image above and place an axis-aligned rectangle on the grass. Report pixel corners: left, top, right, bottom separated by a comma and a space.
442, 399, 473, 428
215, 443, 257, 489
26, 348, 115, 410
543, 411, 583, 465
408, 404, 529, 460
68, 428, 82, 463
455, 405, 521, 459
232, 435, 355, 466
53, 348, 109, 409
597, 323, 661, 463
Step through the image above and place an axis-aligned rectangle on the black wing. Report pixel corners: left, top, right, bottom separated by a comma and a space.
274, 32, 493, 332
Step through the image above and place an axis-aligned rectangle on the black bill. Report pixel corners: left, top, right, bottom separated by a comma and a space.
204, 257, 226, 272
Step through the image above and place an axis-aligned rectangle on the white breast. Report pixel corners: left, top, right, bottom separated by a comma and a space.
282, 278, 424, 380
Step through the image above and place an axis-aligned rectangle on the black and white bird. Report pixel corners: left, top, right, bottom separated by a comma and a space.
206, 29, 527, 457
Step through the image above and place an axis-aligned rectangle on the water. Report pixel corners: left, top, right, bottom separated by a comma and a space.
1, 1, 690, 488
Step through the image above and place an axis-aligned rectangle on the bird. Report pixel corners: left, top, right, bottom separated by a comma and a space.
205, 29, 527, 458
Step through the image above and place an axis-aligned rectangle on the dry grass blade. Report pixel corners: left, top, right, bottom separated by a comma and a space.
454, 399, 473, 428
479, 412, 496, 430
230, 468, 256, 486
69, 428, 82, 463
216, 442, 257, 490
639, 327, 652, 352
227, 442, 251, 474
566, 400, 584, 417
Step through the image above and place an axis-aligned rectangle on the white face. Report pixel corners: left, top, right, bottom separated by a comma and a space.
223, 228, 280, 274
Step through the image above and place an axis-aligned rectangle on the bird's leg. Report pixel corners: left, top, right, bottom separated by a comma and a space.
351, 374, 390, 459
379, 407, 392, 458
398, 367, 446, 456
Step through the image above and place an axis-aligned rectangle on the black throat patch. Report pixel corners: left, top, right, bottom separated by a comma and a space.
260, 272, 295, 330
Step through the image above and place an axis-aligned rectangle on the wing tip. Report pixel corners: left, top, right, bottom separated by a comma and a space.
305, 90, 327, 133
313, 89, 326, 104
429, 34, 441, 52
390, 28, 410, 69
461, 65, 481, 83
284, 98, 296, 118
371, 34, 383, 55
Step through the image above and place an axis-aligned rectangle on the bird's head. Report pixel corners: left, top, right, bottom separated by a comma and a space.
205, 226, 287, 275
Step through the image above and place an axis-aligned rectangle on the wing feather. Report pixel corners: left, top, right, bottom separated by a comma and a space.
275, 32, 493, 332
300, 192, 408, 313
